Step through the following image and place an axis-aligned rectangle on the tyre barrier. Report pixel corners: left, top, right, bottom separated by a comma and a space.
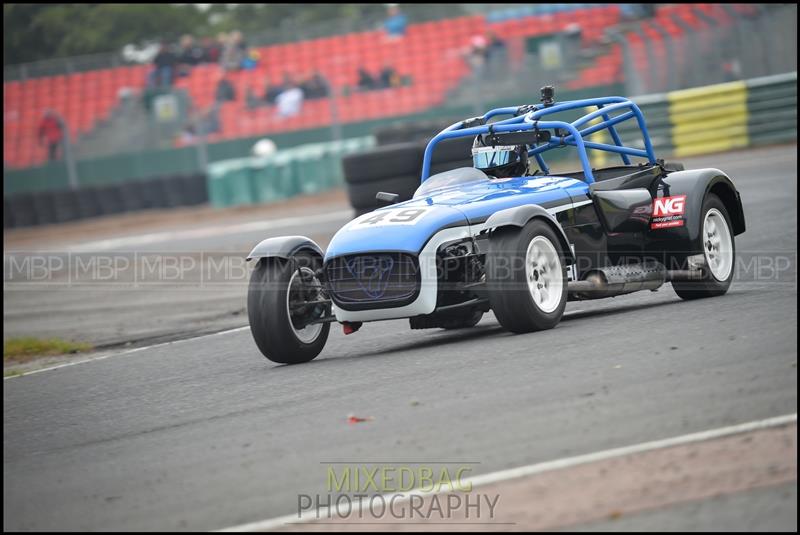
342, 136, 476, 214
3, 172, 210, 229
373, 120, 456, 146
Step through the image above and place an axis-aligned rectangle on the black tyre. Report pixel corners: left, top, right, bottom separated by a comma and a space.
425, 136, 474, 165
32, 191, 58, 226
248, 255, 330, 364
673, 193, 735, 300
374, 120, 448, 146
346, 174, 421, 210
342, 142, 423, 184
486, 220, 568, 333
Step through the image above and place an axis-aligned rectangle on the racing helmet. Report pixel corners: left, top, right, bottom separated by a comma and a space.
471, 135, 529, 178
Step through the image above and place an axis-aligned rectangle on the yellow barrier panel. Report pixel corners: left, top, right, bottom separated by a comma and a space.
585, 106, 610, 167
668, 81, 749, 157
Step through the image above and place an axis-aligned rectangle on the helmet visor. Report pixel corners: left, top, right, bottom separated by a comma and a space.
471, 145, 518, 170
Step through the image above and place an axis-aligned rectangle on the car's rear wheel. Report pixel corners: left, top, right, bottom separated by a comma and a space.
673, 193, 735, 300
248, 254, 330, 364
486, 220, 568, 333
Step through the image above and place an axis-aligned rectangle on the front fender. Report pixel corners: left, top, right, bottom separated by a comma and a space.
484, 204, 575, 265
246, 235, 323, 261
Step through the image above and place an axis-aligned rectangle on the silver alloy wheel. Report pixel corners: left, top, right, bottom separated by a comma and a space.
286, 268, 324, 344
525, 235, 563, 313
703, 208, 733, 281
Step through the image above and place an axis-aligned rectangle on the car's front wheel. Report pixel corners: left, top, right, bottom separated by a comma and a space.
486, 220, 568, 333
248, 254, 330, 364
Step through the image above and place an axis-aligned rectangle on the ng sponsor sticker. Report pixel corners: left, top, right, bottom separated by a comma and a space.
651, 195, 686, 230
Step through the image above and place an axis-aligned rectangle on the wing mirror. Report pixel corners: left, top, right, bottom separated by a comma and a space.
376, 192, 400, 205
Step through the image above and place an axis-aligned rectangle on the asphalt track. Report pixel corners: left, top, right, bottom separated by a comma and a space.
3, 145, 798, 531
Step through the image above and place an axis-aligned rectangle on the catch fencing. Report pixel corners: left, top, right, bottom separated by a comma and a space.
3, 73, 796, 227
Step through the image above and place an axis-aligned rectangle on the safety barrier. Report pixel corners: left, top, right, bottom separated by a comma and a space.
3, 173, 208, 229
610, 71, 796, 159
4, 75, 794, 227
206, 137, 374, 208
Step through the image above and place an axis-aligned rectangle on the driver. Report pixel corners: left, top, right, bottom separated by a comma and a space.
471, 134, 529, 178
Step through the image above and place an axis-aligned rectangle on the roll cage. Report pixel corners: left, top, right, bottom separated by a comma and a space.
421, 94, 657, 184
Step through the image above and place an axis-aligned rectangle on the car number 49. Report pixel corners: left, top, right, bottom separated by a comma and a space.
351, 208, 428, 228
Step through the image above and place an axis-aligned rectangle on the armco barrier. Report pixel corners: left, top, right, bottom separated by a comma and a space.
598, 72, 796, 159
206, 136, 375, 208
668, 80, 750, 157
667, 72, 797, 157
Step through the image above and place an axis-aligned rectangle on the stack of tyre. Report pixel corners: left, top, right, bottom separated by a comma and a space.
342, 121, 475, 216
4, 173, 208, 229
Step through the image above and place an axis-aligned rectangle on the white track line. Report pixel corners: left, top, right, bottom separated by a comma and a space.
217, 413, 798, 532
34, 210, 353, 253
3, 326, 250, 380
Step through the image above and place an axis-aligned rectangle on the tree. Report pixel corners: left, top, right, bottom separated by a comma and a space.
4, 4, 208, 64
4, 3, 468, 66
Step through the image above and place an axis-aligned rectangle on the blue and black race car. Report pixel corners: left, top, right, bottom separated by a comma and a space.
246, 87, 745, 364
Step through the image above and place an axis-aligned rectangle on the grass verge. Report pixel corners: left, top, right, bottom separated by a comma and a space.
4, 337, 93, 363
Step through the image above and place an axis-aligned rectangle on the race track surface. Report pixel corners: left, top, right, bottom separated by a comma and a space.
3, 145, 797, 531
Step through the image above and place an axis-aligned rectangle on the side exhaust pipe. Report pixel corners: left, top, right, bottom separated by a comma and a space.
568, 256, 706, 300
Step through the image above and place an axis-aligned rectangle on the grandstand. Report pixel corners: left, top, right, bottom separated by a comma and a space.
5, 4, 621, 169
1, 3, 782, 171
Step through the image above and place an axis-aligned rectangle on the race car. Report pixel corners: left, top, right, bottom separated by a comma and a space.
246, 87, 745, 364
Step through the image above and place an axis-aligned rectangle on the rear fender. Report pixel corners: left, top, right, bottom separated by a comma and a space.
659, 168, 745, 241
649, 168, 745, 267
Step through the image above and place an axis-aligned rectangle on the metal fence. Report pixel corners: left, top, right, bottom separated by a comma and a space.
3, 7, 470, 82
615, 3, 797, 96
5, 4, 797, 187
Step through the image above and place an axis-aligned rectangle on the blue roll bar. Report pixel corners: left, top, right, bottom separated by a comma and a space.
420, 96, 657, 184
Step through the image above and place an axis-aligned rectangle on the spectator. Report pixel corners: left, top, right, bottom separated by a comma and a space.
246, 85, 263, 109
151, 40, 177, 87
275, 75, 304, 118
486, 31, 507, 60
485, 30, 508, 76
214, 72, 237, 103
357, 67, 377, 91
262, 75, 285, 105
464, 35, 489, 73
379, 64, 401, 89
301, 71, 330, 99
201, 36, 222, 64
383, 4, 408, 38
221, 30, 246, 71
179, 121, 198, 145
37, 110, 64, 162
178, 34, 204, 67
